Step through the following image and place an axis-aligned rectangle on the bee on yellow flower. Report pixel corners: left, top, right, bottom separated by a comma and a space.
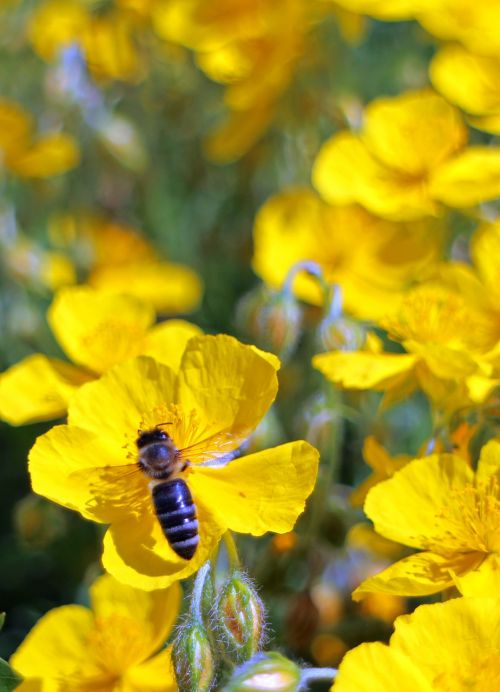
28, 335, 319, 589
11, 574, 181, 691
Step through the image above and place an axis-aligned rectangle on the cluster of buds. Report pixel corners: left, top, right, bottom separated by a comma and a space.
172, 564, 266, 691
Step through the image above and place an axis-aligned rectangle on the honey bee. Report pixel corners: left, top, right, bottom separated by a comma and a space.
135, 425, 241, 561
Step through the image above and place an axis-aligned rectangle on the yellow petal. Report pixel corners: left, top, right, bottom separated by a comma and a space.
10, 133, 80, 178
90, 574, 181, 656
313, 131, 440, 221
10, 605, 101, 682
364, 455, 474, 548
48, 287, 155, 374
0, 99, 32, 158
28, 1, 88, 61
313, 351, 417, 390
391, 597, 500, 680
333, 641, 433, 692
176, 335, 279, 450
68, 356, 176, 450
189, 441, 319, 535
124, 647, 177, 692
477, 438, 500, 479
143, 320, 203, 370
452, 553, 500, 597
102, 499, 224, 590
29, 425, 147, 521
430, 44, 500, 118
430, 146, 500, 207
363, 89, 466, 175
89, 260, 203, 314
0, 354, 91, 425
352, 551, 466, 600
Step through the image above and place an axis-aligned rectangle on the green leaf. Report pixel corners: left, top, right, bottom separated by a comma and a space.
0, 658, 22, 692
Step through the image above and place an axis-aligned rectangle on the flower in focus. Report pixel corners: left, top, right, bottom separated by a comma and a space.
50, 214, 203, 313
333, 597, 500, 691
0, 286, 202, 425
11, 573, 181, 691
313, 89, 500, 221
353, 439, 500, 599
252, 188, 445, 320
313, 281, 500, 412
431, 44, 500, 135
28, 335, 320, 589
0, 99, 79, 178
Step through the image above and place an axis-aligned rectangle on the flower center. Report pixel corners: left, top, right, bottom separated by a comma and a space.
87, 614, 152, 675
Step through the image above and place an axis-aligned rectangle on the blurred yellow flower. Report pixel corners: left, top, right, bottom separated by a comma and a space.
28, 335, 319, 589
353, 440, 500, 599
50, 214, 203, 314
0, 286, 202, 425
3, 237, 76, 291
350, 435, 410, 507
313, 281, 499, 411
313, 89, 500, 221
325, 0, 430, 21
11, 574, 180, 691
29, 0, 144, 82
252, 188, 445, 320
0, 99, 79, 178
333, 597, 500, 691
431, 44, 500, 135
153, 0, 316, 162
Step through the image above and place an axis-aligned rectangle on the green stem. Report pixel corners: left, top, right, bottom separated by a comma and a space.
300, 667, 338, 688
223, 531, 241, 570
191, 560, 211, 624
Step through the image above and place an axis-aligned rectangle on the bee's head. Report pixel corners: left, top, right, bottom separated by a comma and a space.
136, 427, 170, 449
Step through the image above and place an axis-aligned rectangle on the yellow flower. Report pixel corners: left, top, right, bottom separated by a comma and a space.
252, 188, 445, 320
333, 597, 500, 691
352, 440, 500, 600
29, 0, 145, 82
313, 282, 499, 411
324, 0, 429, 21
431, 44, 500, 135
313, 89, 500, 221
0, 99, 79, 178
11, 574, 180, 691
28, 335, 319, 589
50, 214, 203, 314
0, 286, 202, 425
153, 0, 316, 162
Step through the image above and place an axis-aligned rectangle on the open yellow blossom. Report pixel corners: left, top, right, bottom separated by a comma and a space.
333, 597, 500, 691
28, 335, 319, 589
313, 281, 500, 411
29, 0, 144, 82
252, 188, 445, 320
431, 44, 500, 135
0, 286, 202, 425
313, 89, 500, 221
11, 574, 180, 691
50, 214, 203, 313
352, 439, 500, 599
0, 99, 79, 179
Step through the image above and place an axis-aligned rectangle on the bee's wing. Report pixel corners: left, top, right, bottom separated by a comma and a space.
178, 429, 249, 466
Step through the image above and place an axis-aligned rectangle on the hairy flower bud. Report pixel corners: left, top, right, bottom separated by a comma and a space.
221, 652, 301, 692
318, 315, 366, 352
172, 620, 215, 692
236, 286, 302, 360
215, 571, 265, 664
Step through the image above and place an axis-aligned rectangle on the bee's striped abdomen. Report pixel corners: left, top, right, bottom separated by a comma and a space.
152, 478, 199, 560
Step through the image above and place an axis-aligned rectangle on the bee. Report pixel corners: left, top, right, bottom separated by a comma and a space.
135, 425, 241, 561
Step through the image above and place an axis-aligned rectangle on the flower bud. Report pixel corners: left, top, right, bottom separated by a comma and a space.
236, 286, 302, 360
318, 315, 366, 352
172, 620, 215, 692
221, 652, 301, 692
215, 571, 265, 664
